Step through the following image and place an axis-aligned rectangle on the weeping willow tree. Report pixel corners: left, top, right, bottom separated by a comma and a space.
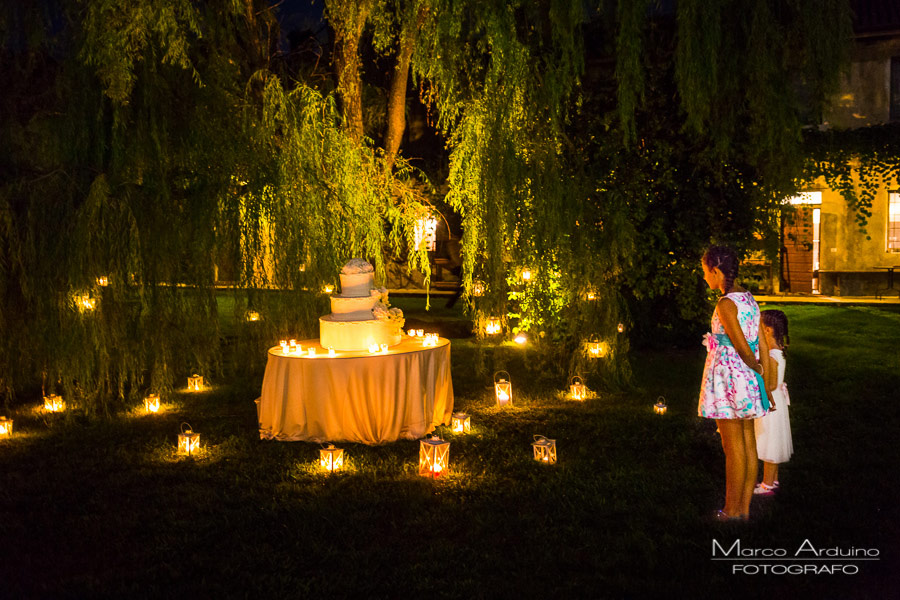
0, 0, 855, 411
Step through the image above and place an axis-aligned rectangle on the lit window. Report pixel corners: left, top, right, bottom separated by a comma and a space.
889, 191, 900, 252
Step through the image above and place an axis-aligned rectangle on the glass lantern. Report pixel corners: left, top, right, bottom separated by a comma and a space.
586, 336, 607, 359
187, 374, 204, 392
178, 423, 201, 456
0, 416, 12, 438
144, 393, 160, 413
532, 435, 557, 464
419, 435, 450, 478
654, 396, 668, 415
451, 412, 471, 434
485, 317, 501, 336
569, 375, 586, 401
319, 444, 344, 472
245, 310, 261, 322
43, 394, 65, 412
494, 371, 512, 407
617, 323, 625, 333
96, 275, 109, 287
472, 280, 485, 297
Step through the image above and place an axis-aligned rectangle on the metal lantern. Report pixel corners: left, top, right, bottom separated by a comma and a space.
43, 394, 65, 412
472, 280, 485, 297
419, 434, 450, 478
187, 374, 204, 392
0, 416, 12, 438
654, 396, 668, 415
569, 376, 586, 401
178, 423, 201, 456
451, 412, 471, 434
532, 435, 557, 464
587, 336, 608, 359
494, 371, 512, 407
144, 393, 160, 413
319, 444, 344, 472
485, 317, 501, 336
246, 310, 261, 322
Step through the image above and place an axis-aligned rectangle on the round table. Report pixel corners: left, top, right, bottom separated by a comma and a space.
257, 336, 454, 444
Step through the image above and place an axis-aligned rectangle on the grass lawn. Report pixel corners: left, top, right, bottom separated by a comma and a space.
1, 302, 898, 598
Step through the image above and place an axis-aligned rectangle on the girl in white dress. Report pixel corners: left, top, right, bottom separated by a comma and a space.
754, 310, 793, 495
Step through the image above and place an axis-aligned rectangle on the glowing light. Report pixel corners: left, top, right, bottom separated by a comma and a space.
654, 397, 668, 415
485, 318, 501, 336
96, 275, 109, 287
246, 310, 260, 322
328, 347, 336, 356
0, 417, 12, 437
514, 333, 527, 345
419, 435, 450, 478
472, 280, 485, 297
521, 268, 532, 281
494, 371, 512, 407
187, 374, 204, 392
43, 394, 65, 412
451, 412, 471, 434
532, 435, 557, 465
320, 444, 344, 472
569, 376, 586, 401
323, 284, 334, 294
177, 424, 201, 456
144, 394, 160, 413
617, 323, 625, 333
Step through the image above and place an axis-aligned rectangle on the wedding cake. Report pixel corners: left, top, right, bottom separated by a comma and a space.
319, 258, 404, 351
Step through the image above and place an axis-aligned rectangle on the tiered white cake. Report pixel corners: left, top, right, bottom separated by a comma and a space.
319, 259, 404, 351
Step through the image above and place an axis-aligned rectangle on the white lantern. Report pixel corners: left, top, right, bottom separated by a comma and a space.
532, 435, 557, 464
280, 340, 289, 353
0, 416, 12, 438
485, 317, 501, 336
187, 374, 204, 392
494, 371, 512, 407
289, 339, 299, 354
178, 423, 201, 456
451, 412, 471, 434
569, 375, 586, 401
319, 444, 344, 472
654, 396, 668, 415
419, 434, 450, 478
144, 393, 160, 413
472, 280, 485, 297
43, 394, 65, 412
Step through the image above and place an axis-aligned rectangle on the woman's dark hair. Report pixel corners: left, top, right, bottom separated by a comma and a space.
761, 309, 790, 350
702, 246, 739, 293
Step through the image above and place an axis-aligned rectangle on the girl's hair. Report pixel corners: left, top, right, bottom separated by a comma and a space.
702, 246, 739, 293
761, 309, 790, 350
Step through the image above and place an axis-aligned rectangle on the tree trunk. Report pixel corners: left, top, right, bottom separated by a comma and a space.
383, 6, 428, 171
329, 1, 371, 144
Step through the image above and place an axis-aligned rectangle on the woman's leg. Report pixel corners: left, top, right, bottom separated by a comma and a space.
762, 462, 778, 486
716, 419, 746, 517
741, 420, 758, 517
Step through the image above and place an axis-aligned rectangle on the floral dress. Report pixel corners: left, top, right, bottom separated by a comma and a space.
698, 291, 767, 419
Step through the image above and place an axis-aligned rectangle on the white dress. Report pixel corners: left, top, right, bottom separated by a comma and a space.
754, 349, 793, 463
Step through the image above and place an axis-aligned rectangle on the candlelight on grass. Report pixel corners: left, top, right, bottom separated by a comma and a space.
472, 280, 485, 297
654, 396, 668, 415
494, 371, 512, 407
0, 417, 12, 437
532, 435, 557, 464
587, 337, 608, 358
246, 310, 260, 322
43, 394, 65, 412
569, 375, 586, 400
187, 374, 204, 392
96, 275, 109, 287
451, 412, 470, 434
178, 423, 201, 456
144, 393, 160, 413
418, 434, 450, 478
319, 444, 344, 472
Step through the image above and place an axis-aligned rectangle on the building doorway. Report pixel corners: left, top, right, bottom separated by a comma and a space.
782, 192, 822, 294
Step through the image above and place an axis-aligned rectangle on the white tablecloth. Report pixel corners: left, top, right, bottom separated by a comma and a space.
257, 337, 454, 444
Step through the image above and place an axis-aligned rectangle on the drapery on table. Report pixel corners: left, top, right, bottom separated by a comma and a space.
257, 337, 454, 444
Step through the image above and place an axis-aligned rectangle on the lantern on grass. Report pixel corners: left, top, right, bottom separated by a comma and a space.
451, 412, 471, 434
485, 317, 501, 336
323, 284, 334, 294
144, 393, 160, 413
585, 288, 597, 301
319, 444, 344, 472
43, 394, 65, 412
569, 376, 586, 401
514, 333, 527, 345
532, 435, 557, 464
246, 310, 261, 322
617, 323, 625, 333
187, 374, 204, 392
178, 423, 201, 456
96, 275, 109, 287
419, 434, 450, 478
654, 396, 668, 415
494, 371, 512, 407
472, 280, 485, 297
521, 268, 532, 282
0, 416, 12, 438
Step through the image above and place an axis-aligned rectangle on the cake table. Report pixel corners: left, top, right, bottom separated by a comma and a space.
257, 336, 454, 444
